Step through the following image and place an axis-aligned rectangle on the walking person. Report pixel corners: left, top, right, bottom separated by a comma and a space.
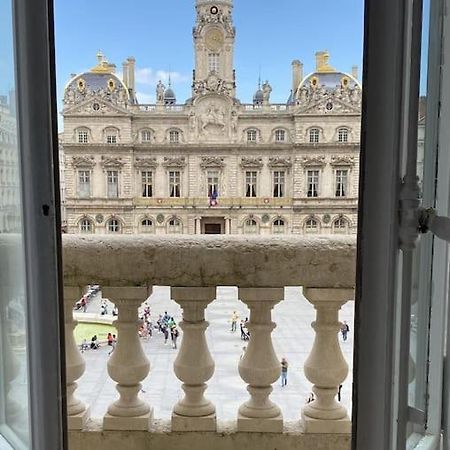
108, 334, 117, 356
341, 321, 350, 341
231, 311, 239, 332
163, 325, 169, 345
171, 326, 179, 349
338, 384, 343, 402
280, 357, 288, 387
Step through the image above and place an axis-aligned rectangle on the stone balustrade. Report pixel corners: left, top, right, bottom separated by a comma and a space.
63, 235, 355, 450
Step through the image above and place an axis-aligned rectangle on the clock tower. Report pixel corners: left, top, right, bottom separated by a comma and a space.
192, 0, 236, 98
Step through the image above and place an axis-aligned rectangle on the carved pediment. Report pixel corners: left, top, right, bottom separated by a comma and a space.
63, 96, 130, 117
302, 156, 326, 167
331, 155, 355, 166
268, 157, 292, 169
299, 96, 361, 115
101, 156, 124, 168
163, 156, 186, 168
72, 156, 95, 168
240, 157, 263, 169
135, 157, 158, 169
200, 156, 225, 169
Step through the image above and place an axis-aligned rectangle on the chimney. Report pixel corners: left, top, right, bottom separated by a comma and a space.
292, 60, 303, 93
352, 65, 359, 80
315, 51, 329, 71
122, 61, 129, 88
127, 57, 136, 93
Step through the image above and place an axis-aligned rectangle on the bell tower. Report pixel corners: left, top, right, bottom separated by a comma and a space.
192, 0, 236, 98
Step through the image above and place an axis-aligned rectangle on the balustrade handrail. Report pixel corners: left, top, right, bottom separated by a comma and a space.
62, 235, 356, 288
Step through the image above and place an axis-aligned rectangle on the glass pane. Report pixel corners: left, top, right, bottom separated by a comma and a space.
0, 0, 30, 447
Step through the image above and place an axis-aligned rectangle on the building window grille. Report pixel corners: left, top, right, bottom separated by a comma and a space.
141, 130, 152, 142
107, 219, 120, 233
333, 217, 347, 232
107, 170, 119, 198
244, 218, 258, 234
275, 129, 286, 142
208, 53, 220, 73
141, 171, 153, 197
106, 134, 117, 144
78, 170, 90, 198
335, 169, 348, 197
273, 219, 285, 234
169, 171, 181, 198
305, 218, 318, 233
247, 129, 257, 142
338, 127, 349, 143
169, 130, 180, 144
80, 218, 93, 233
168, 218, 182, 234
273, 171, 285, 197
307, 170, 319, 197
78, 130, 88, 144
309, 128, 320, 143
245, 171, 257, 197
207, 170, 219, 197
141, 219, 154, 232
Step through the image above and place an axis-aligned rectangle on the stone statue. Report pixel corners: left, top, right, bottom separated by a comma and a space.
156, 80, 165, 104
189, 111, 197, 132
199, 107, 226, 133
262, 81, 272, 104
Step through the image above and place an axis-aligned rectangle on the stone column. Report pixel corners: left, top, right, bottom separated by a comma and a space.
195, 217, 202, 235
237, 288, 283, 432
301, 287, 353, 433
103, 286, 152, 431
171, 287, 216, 431
64, 286, 90, 429
225, 217, 231, 234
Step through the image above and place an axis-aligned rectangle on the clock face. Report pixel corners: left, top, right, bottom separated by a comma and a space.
205, 29, 224, 51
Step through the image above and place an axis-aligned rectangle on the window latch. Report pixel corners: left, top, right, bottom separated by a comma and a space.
419, 207, 450, 242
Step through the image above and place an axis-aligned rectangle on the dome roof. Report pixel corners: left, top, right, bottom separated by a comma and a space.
164, 87, 176, 100
253, 89, 264, 102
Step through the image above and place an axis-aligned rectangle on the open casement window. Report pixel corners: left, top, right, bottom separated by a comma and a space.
355, 0, 450, 449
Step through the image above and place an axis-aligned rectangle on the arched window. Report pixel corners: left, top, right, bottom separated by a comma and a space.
80, 218, 93, 233
338, 127, 349, 143
244, 218, 258, 234
169, 130, 180, 144
305, 217, 319, 233
274, 129, 286, 142
141, 130, 152, 143
309, 128, 320, 143
141, 218, 154, 233
107, 218, 120, 233
167, 218, 182, 234
273, 218, 285, 234
246, 129, 258, 143
333, 217, 348, 233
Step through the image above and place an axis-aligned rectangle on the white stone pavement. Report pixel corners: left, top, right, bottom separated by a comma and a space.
77, 286, 354, 422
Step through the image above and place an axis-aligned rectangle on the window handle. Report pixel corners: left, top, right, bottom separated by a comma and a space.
419, 208, 450, 242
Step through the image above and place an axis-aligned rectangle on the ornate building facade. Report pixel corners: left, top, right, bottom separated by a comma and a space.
61, 0, 361, 235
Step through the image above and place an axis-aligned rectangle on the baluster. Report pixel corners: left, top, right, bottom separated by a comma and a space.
171, 287, 216, 431
237, 288, 283, 432
64, 286, 90, 429
103, 286, 152, 431
301, 287, 353, 433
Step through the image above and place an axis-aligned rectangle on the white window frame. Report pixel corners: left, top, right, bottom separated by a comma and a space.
309, 128, 320, 143
273, 170, 285, 198
274, 129, 286, 142
207, 169, 220, 197
167, 218, 182, 234
106, 170, 119, 198
169, 170, 181, 198
77, 169, 91, 198
304, 217, 318, 233
107, 218, 120, 233
141, 218, 154, 233
169, 130, 180, 144
77, 129, 88, 144
245, 170, 258, 197
246, 129, 257, 143
79, 218, 93, 233
141, 130, 152, 143
141, 171, 153, 198
273, 218, 285, 234
208, 52, 220, 73
338, 127, 349, 143
243, 218, 258, 234
306, 169, 320, 197
335, 169, 349, 197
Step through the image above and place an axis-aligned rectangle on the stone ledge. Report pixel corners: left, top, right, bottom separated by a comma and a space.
62, 235, 356, 289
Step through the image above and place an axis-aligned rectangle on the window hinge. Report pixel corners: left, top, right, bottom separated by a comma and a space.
408, 406, 426, 426
399, 176, 422, 250
419, 207, 450, 242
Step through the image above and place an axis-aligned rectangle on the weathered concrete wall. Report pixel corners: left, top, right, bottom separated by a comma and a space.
62, 235, 356, 288
69, 420, 351, 450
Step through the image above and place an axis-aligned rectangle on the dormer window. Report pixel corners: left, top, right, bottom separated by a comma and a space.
169, 130, 180, 144
247, 129, 257, 143
141, 130, 152, 143
274, 129, 286, 142
309, 128, 320, 143
338, 127, 349, 143
78, 130, 88, 144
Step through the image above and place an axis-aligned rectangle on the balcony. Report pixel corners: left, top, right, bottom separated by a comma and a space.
63, 235, 356, 450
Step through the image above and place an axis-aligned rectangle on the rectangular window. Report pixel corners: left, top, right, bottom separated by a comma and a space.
169, 130, 179, 144
169, 171, 181, 198
207, 170, 219, 197
275, 129, 286, 142
247, 130, 257, 142
107, 134, 117, 144
335, 169, 348, 197
245, 171, 257, 197
78, 130, 88, 144
208, 53, 220, 73
107, 170, 119, 198
307, 169, 319, 197
141, 171, 153, 197
141, 130, 152, 142
78, 170, 90, 198
273, 171, 285, 197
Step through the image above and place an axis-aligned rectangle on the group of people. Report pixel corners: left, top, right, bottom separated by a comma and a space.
156, 311, 180, 349
230, 311, 250, 341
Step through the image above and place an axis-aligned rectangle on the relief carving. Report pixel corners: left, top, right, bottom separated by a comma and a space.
163, 156, 186, 168
240, 157, 263, 169
72, 156, 95, 168
135, 157, 158, 169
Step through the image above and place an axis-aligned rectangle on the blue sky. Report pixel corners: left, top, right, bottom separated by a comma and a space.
53, 0, 365, 107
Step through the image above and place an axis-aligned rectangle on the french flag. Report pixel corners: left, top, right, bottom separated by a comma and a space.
209, 189, 218, 207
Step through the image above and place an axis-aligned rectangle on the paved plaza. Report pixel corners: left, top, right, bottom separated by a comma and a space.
76, 286, 354, 422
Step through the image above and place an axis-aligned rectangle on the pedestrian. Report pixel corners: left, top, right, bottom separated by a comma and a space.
341, 321, 350, 341
81, 297, 87, 313
280, 357, 288, 387
338, 384, 343, 402
240, 346, 246, 360
108, 334, 117, 356
240, 320, 246, 340
171, 326, 179, 349
80, 338, 89, 353
306, 392, 315, 404
107, 332, 113, 346
90, 335, 99, 350
163, 326, 169, 345
231, 311, 239, 332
